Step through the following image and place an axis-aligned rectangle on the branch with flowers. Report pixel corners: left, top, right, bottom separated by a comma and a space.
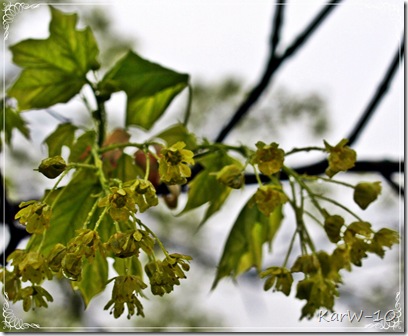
0, 5, 401, 322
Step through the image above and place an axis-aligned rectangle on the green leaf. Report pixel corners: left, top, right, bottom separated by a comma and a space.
44, 123, 77, 157
8, 6, 100, 110
154, 123, 197, 149
69, 130, 96, 162
110, 153, 144, 182
99, 51, 189, 130
0, 101, 30, 150
212, 198, 283, 289
113, 256, 143, 278
74, 251, 108, 308
181, 151, 236, 225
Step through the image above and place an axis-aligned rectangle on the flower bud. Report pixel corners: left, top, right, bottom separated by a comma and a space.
353, 181, 381, 210
38, 156, 66, 179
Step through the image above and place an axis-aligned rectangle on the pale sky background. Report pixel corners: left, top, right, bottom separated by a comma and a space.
2, 0, 405, 332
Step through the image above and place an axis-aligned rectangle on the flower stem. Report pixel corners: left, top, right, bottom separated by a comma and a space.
94, 206, 109, 231
313, 193, 364, 222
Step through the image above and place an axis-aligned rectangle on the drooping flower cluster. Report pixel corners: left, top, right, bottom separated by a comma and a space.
104, 229, 155, 258
98, 179, 159, 221
145, 253, 192, 296
104, 275, 147, 319
46, 229, 102, 281
1, 250, 54, 311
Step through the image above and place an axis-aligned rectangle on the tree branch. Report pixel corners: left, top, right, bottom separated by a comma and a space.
347, 35, 405, 146
270, 0, 286, 60
244, 159, 404, 196
215, 0, 342, 143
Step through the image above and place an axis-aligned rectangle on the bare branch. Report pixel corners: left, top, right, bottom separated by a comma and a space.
347, 35, 405, 145
270, 0, 286, 59
215, 0, 343, 143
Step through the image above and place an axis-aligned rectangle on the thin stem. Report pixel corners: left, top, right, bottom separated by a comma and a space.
283, 166, 325, 216
303, 175, 355, 189
285, 146, 326, 156
253, 165, 263, 187
82, 199, 100, 229
94, 206, 109, 231
92, 147, 109, 192
304, 210, 324, 227
98, 142, 145, 154
312, 193, 364, 222
144, 149, 151, 181
68, 163, 98, 170
139, 222, 169, 258
282, 229, 297, 268
42, 169, 69, 204
183, 84, 193, 126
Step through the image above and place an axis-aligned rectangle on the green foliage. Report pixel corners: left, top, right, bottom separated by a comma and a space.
1, 6, 399, 323
45, 123, 77, 157
0, 101, 30, 150
99, 51, 189, 130
212, 198, 283, 288
8, 6, 100, 110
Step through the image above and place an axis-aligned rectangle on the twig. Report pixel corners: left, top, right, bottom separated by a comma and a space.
243, 159, 404, 185
215, 0, 342, 143
270, 0, 286, 60
347, 35, 405, 146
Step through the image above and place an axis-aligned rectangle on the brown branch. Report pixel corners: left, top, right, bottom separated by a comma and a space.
215, 0, 343, 143
347, 35, 405, 146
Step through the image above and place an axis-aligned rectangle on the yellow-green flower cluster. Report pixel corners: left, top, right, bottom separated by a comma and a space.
145, 253, 192, 296
104, 275, 147, 319
15, 200, 52, 234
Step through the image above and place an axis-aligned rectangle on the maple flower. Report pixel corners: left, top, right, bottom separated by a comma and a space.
324, 139, 356, 178
159, 142, 195, 185
98, 187, 136, 221
252, 141, 285, 176
255, 185, 288, 216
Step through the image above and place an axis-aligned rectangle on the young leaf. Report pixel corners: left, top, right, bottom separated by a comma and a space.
8, 6, 100, 110
74, 251, 108, 308
212, 198, 283, 289
110, 153, 144, 182
113, 256, 143, 278
69, 131, 96, 163
44, 123, 77, 157
154, 123, 197, 149
181, 151, 236, 225
99, 51, 189, 130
